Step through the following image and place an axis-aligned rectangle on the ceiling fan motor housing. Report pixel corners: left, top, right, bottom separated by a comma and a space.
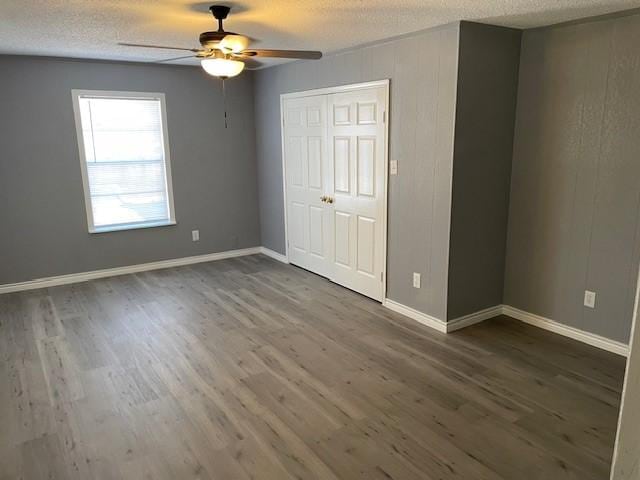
199, 31, 228, 48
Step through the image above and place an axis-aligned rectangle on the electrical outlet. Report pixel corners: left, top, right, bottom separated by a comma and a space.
192, 230, 200, 242
413, 272, 421, 289
584, 290, 596, 309
390, 160, 398, 176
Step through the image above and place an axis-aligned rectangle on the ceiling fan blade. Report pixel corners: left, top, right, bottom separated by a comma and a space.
119, 42, 201, 53
239, 58, 263, 70
155, 55, 197, 63
239, 49, 322, 59
220, 34, 251, 53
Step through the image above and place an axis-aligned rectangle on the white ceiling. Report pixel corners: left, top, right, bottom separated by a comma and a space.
1, 0, 639, 68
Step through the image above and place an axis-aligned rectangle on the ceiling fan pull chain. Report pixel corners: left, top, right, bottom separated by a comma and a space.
222, 78, 228, 129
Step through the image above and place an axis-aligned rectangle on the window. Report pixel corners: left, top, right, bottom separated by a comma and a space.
72, 90, 176, 233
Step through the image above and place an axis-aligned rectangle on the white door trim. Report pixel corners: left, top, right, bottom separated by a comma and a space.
281, 80, 391, 100
280, 79, 390, 301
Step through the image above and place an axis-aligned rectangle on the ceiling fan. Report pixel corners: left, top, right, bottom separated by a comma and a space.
119, 5, 323, 78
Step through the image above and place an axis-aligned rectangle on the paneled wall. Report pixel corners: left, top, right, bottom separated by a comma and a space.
505, 12, 640, 343
254, 24, 460, 319
447, 23, 522, 320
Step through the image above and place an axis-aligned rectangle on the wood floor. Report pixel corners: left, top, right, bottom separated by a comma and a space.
0, 255, 627, 480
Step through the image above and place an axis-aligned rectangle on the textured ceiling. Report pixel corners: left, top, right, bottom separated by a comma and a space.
1, 0, 639, 68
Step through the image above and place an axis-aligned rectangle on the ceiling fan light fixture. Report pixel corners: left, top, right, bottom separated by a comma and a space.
201, 58, 245, 78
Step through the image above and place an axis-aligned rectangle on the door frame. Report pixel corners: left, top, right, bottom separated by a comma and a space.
610, 261, 640, 478
280, 79, 390, 301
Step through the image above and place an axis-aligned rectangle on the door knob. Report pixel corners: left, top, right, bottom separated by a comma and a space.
327, 197, 334, 204
320, 195, 327, 203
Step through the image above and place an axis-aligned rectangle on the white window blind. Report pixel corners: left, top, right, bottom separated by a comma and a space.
72, 91, 176, 233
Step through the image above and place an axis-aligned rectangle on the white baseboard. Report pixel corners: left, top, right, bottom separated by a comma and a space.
383, 298, 629, 357
383, 299, 447, 333
447, 305, 504, 333
259, 247, 289, 264
0, 247, 263, 294
502, 305, 629, 357
383, 301, 501, 334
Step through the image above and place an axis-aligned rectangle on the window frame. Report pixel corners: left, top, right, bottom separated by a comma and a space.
71, 89, 177, 234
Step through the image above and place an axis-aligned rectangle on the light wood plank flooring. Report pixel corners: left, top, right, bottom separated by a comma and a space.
0, 254, 626, 479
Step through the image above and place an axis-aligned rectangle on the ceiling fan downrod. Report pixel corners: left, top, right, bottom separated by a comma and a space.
210, 5, 231, 32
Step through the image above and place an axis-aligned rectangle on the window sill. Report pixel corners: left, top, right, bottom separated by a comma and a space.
89, 220, 177, 234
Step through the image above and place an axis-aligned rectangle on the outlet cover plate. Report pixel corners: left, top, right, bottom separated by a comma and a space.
584, 290, 596, 308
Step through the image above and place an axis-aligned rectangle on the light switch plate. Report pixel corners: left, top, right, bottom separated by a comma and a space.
192, 230, 200, 242
584, 290, 596, 308
390, 160, 398, 176
413, 272, 421, 289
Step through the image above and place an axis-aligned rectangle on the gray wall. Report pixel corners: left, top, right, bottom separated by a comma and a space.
0, 55, 261, 285
254, 23, 460, 319
504, 12, 640, 343
447, 22, 521, 320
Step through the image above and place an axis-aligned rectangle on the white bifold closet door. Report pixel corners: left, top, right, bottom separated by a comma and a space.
283, 85, 387, 301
